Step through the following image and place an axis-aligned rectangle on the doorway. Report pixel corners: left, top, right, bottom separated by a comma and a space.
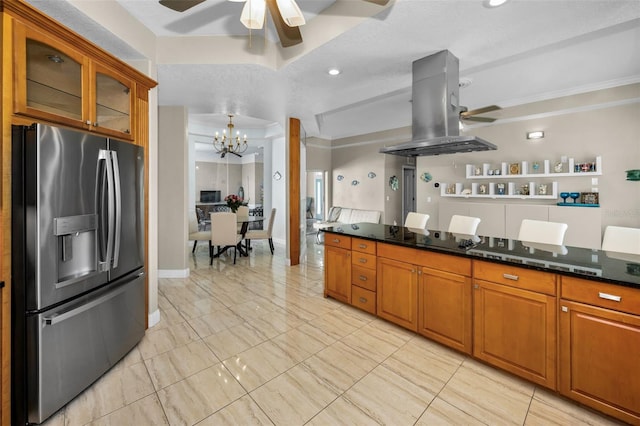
314, 174, 324, 219
402, 166, 416, 223
306, 170, 325, 234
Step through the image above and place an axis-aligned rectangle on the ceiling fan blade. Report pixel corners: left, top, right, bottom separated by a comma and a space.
266, 0, 303, 47
159, 0, 206, 13
362, 0, 391, 5
461, 116, 497, 123
461, 104, 501, 117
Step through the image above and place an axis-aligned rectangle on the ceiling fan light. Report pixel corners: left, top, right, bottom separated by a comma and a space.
275, 0, 306, 27
240, 0, 266, 29
484, 0, 509, 7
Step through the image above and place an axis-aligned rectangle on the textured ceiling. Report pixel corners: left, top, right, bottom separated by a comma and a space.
24, 0, 640, 143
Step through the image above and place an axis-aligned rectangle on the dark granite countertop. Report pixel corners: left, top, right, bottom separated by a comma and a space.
323, 223, 640, 289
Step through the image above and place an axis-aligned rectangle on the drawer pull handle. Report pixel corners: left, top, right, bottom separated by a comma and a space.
359, 258, 367, 263
598, 292, 621, 302
359, 297, 367, 303
359, 244, 367, 249
332, 239, 340, 243
503, 273, 519, 281
359, 275, 367, 281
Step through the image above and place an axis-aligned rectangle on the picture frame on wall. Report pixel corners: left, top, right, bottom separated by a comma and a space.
581, 192, 599, 205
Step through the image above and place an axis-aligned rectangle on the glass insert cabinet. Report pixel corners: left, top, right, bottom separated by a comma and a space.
14, 21, 134, 140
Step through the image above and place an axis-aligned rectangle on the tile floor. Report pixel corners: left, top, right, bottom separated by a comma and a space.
42, 237, 626, 425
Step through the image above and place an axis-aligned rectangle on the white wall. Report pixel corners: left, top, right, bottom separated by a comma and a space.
326, 87, 640, 241
158, 106, 189, 276
329, 128, 412, 225
416, 99, 640, 234
271, 136, 287, 245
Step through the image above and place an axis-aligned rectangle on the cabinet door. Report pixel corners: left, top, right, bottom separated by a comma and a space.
14, 21, 89, 128
473, 279, 557, 389
419, 267, 472, 354
377, 257, 418, 331
559, 300, 640, 424
324, 246, 351, 303
91, 62, 134, 139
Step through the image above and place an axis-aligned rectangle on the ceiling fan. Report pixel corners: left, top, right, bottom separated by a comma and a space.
219, 146, 243, 158
159, 0, 389, 48
459, 105, 501, 123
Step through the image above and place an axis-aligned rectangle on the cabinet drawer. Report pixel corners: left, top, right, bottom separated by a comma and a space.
415, 251, 471, 276
352, 265, 376, 292
352, 238, 376, 255
352, 252, 376, 270
473, 260, 556, 296
324, 234, 351, 250
352, 285, 376, 315
561, 276, 640, 316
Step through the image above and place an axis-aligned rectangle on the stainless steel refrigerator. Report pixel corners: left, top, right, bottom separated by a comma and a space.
11, 123, 146, 425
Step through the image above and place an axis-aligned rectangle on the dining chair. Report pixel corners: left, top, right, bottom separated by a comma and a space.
245, 208, 276, 255
210, 212, 243, 265
518, 219, 568, 246
448, 215, 481, 235
601, 226, 640, 255
189, 213, 212, 255
237, 205, 249, 217
195, 207, 207, 228
404, 212, 430, 229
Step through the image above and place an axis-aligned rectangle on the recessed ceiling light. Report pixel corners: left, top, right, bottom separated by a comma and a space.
484, 0, 509, 8
327, 68, 340, 76
526, 131, 545, 140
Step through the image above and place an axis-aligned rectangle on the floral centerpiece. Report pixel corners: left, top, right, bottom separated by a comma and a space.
224, 194, 246, 213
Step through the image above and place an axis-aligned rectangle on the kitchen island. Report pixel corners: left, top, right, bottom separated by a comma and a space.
323, 223, 640, 425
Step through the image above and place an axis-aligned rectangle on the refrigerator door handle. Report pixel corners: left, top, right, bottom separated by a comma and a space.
42, 280, 131, 326
111, 151, 122, 268
105, 151, 115, 270
97, 150, 114, 272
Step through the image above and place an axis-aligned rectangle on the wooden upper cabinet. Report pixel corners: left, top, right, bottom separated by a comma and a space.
13, 20, 134, 140
14, 21, 88, 127
91, 62, 134, 138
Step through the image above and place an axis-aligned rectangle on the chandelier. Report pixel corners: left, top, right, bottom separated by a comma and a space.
213, 115, 248, 157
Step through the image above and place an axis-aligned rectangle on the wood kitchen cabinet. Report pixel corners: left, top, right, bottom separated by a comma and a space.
13, 20, 135, 140
418, 257, 472, 354
473, 261, 557, 390
376, 244, 419, 331
559, 276, 640, 424
350, 238, 377, 314
324, 235, 351, 304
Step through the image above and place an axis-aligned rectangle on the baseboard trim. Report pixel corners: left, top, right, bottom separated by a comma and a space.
148, 309, 161, 328
157, 268, 190, 278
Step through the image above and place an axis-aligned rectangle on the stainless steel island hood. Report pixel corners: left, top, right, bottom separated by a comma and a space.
380, 50, 497, 157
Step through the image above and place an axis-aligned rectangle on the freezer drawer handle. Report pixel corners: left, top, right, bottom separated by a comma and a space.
43, 282, 130, 326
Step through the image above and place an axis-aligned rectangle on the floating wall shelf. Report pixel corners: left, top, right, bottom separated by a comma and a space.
465, 156, 602, 179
